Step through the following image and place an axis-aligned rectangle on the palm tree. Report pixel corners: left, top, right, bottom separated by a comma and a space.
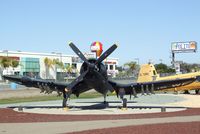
124, 61, 137, 77
10, 59, 19, 76
44, 57, 53, 79
65, 64, 74, 76
124, 61, 137, 70
0, 57, 11, 80
0, 57, 11, 68
11, 59, 19, 71
53, 58, 65, 80
0, 57, 19, 80
64, 64, 76, 82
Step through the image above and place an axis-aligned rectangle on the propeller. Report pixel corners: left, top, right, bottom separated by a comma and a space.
95, 44, 117, 65
67, 70, 88, 90
93, 70, 115, 92
69, 42, 94, 68
67, 42, 117, 93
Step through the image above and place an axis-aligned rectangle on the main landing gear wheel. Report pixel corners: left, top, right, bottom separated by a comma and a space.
122, 98, 127, 108
183, 90, 190, 94
62, 98, 67, 107
195, 89, 200, 94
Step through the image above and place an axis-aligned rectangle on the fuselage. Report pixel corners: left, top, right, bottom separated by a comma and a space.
80, 59, 109, 95
137, 64, 200, 93
157, 72, 200, 92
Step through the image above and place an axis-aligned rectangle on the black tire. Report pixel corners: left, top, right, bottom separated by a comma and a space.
122, 98, 127, 108
195, 89, 200, 94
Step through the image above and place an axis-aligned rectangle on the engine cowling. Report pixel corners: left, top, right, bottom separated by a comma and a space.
80, 59, 108, 79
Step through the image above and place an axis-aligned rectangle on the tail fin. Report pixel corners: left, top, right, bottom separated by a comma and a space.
137, 63, 158, 82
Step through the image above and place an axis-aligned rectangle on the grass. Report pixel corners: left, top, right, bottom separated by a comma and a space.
0, 92, 106, 104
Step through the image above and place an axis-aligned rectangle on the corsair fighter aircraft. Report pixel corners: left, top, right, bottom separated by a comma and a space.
3, 43, 198, 107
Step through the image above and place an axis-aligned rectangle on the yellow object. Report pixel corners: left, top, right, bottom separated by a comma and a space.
137, 64, 158, 83
137, 63, 200, 92
63, 107, 69, 111
121, 108, 127, 111
111, 90, 116, 95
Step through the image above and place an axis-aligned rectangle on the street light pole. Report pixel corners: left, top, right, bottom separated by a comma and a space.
159, 59, 163, 63
134, 58, 139, 65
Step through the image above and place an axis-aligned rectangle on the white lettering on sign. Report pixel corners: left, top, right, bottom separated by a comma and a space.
91, 45, 100, 52
176, 43, 190, 50
171, 41, 197, 52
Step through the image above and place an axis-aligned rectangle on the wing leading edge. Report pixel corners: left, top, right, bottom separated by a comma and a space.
2, 75, 89, 96
3, 75, 198, 99
109, 76, 198, 97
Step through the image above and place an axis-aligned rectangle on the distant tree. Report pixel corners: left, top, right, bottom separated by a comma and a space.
116, 66, 123, 72
124, 61, 137, 71
155, 63, 175, 74
122, 61, 140, 77
180, 63, 200, 73
11, 59, 19, 68
65, 64, 73, 73
65, 64, 75, 77
0, 57, 11, 68
0, 57, 19, 79
11, 59, 19, 75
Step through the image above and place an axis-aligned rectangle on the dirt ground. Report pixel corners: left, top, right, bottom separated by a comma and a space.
0, 88, 57, 99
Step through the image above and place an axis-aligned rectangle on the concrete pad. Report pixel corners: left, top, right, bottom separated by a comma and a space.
5, 93, 199, 115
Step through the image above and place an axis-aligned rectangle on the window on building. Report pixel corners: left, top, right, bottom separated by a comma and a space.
72, 63, 77, 69
20, 58, 40, 76
110, 65, 113, 70
64, 63, 70, 68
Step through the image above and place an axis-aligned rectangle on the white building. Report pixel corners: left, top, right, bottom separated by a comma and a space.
0, 50, 119, 80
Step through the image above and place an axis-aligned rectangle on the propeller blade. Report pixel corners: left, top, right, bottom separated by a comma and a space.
67, 70, 88, 90
93, 70, 114, 92
69, 42, 91, 65
95, 44, 118, 65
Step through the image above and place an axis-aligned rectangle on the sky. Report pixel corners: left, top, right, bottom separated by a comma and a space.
0, 0, 200, 66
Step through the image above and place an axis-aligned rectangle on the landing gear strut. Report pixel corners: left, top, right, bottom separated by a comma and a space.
62, 98, 67, 107
62, 88, 70, 107
195, 89, 200, 94
119, 88, 127, 109
103, 94, 107, 104
122, 98, 127, 108
183, 90, 190, 94
62, 92, 67, 107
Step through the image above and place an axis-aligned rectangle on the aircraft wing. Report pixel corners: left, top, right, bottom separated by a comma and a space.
108, 76, 198, 96
2, 75, 89, 95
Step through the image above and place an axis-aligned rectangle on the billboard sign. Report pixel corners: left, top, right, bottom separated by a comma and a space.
171, 41, 197, 53
90, 41, 103, 57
